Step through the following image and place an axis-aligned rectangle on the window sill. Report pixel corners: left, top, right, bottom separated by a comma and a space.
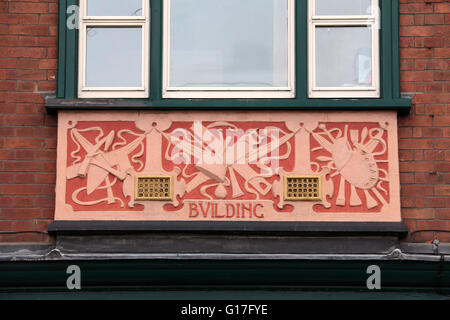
45, 95, 412, 113
48, 221, 409, 237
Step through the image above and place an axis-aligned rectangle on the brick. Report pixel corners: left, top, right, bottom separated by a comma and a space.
39, 59, 57, 69
415, 173, 425, 183
434, 3, 450, 14
0, 208, 41, 219
13, 197, 34, 208
400, 3, 434, 14
40, 208, 54, 219
7, 92, 44, 103
424, 14, 444, 25
0, 221, 12, 232
401, 185, 434, 196
0, 80, 17, 91
426, 197, 446, 208
400, 173, 415, 184
399, 138, 434, 149
0, 14, 20, 24
435, 48, 450, 58
422, 127, 443, 137
3, 138, 44, 149
402, 71, 434, 81
401, 26, 435, 36
433, 116, 450, 126
424, 172, 447, 184
4, 161, 43, 172
398, 115, 433, 127
400, 48, 434, 59
435, 71, 450, 81
3, 114, 43, 126
34, 219, 53, 232
9, 3, 49, 14
403, 208, 435, 219
37, 81, 56, 92
35, 173, 56, 184
17, 81, 36, 92
16, 104, 37, 114
435, 185, 450, 196
426, 82, 444, 93
436, 209, 450, 220
417, 220, 449, 231
11, 220, 34, 232
5, 69, 46, 81
424, 150, 445, 160
400, 161, 435, 172
434, 139, 450, 149
18, 36, 40, 47
401, 195, 415, 207
7, 47, 46, 59
15, 126, 36, 137
19, 14, 39, 25
424, 37, 444, 48
34, 150, 56, 160
0, 58, 18, 69
0, 150, 15, 160
412, 93, 434, 103
35, 196, 54, 208
16, 59, 40, 70
39, 14, 57, 25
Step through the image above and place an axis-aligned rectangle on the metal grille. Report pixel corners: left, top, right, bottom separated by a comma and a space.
135, 176, 173, 201
284, 176, 322, 201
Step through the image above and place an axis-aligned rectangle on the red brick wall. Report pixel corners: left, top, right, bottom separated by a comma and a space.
399, 0, 450, 243
0, 0, 448, 244
0, 0, 57, 243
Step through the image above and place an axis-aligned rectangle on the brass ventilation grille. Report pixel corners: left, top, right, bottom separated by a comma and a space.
284, 176, 322, 201
135, 176, 173, 201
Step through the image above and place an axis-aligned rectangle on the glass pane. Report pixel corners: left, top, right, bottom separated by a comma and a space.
169, 0, 289, 88
86, 27, 142, 87
315, 26, 372, 87
87, 0, 143, 16
315, 0, 372, 15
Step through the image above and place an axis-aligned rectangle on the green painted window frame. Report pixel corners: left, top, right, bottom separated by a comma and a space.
56, 0, 411, 111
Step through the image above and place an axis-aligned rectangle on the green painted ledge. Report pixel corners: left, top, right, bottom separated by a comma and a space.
0, 259, 448, 299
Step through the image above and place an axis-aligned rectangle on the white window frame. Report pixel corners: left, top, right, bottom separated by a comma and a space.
78, 0, 150, 98
162, 0, 296, 99
308, 0, 380, 98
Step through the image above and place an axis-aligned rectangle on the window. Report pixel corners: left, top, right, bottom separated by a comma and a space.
308, 0, 380, 98
78, 0, 150, 98
162, 0, 295, 99
56, 0, 408, 109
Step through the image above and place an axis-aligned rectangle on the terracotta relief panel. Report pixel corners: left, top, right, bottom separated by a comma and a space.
55, 111, 401, 222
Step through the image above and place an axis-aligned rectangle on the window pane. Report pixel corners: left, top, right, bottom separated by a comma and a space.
315, 0, 372, 16
87, 0, 143, 16
86, 27, 142, 87
169, 0, 289, 88
315, 26, 372, 88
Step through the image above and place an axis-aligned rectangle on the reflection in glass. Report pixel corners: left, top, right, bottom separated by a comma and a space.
87, 0, 142, 16
315, 26, 372, 87
86, 27, 142, 87
315, 0, 372, 16
169, 0, 289, 88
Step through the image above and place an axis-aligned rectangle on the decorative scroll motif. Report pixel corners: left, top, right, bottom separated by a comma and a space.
67, 125, 145, 208
62, 116, 393, 220
309, 123, 390, 211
